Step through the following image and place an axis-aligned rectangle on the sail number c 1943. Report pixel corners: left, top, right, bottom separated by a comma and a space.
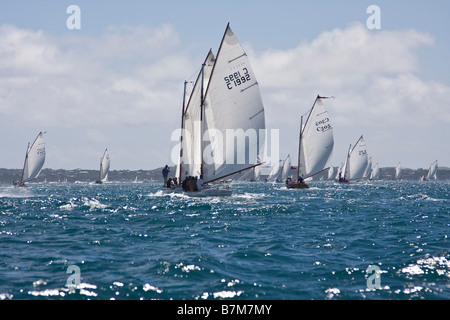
224, 68, 251, 90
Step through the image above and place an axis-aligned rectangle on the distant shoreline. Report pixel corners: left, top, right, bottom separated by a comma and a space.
1, 166, 449, 183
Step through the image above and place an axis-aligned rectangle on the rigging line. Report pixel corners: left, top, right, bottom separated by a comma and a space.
228, 53, 247, 63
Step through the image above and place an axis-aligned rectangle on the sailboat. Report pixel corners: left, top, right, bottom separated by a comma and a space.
175, 24, 265, 196
287, 95, 334, 189
327, 166, 335, 180
422, 160, 438, 181
266, 160, 281, 182
95, 149, 110, 184
13, 132, 46, 187
395, 162, 402, 180
363, 157, 372, 179
250, 165, 261, 182
276, 155, 291, 183
339, 135, 368, 182
370, 163, 380, 180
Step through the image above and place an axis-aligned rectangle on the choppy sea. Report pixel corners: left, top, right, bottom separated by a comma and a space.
0, 180, 449, 300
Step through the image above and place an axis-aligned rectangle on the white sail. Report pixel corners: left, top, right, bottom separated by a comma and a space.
344, 135, 368, 181
277, 155, 291, 182
22, 132, 46, 183
299, 96, 334, 179
426, 160, 438, 180
328, 166, 335, 180
267, 160, 281, 182
179, 51, 216, 181
363, 157, 372, 179
202, 24, 265, 183
252, 165, 261, 181
336, 163, 343, 180
395, 162, 402, 180
99, 149, 110, 182
370, 163, 380, 180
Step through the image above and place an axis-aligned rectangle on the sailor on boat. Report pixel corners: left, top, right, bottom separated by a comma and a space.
197, 176, 204, 191
162, 165, 170, 187
338, 172, 349, 183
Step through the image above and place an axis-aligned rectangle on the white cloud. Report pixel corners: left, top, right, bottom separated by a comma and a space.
1, 22, 448, 169
251, 22, 449, 128
0, 23, 186, 128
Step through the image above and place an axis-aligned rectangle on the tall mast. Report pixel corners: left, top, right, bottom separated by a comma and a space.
200, 63, 205, 178
297, 116, 303, 181
178, 80, 188, 182
98, 154, 103, 182
19, 142, 30, 185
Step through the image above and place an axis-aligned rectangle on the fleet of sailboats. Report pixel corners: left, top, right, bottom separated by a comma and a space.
13, 132, 46, 187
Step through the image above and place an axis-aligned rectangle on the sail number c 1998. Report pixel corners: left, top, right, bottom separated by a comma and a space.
224, 68, 251, 90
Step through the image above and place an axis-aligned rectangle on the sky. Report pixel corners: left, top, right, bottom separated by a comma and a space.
0, 0, 449, 171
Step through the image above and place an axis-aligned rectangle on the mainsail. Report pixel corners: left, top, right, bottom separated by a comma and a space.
298, 96, 334, 180
190, 24, 265, 184
17, 132, 46, 186
178, 51, 216, 181
343, 135, 368, 181
98, 149, 110, 183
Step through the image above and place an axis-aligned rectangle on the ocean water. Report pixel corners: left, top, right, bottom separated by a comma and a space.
0, 180, 449, 300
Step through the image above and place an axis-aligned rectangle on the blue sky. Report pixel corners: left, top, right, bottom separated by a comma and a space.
0, 1, 449, 171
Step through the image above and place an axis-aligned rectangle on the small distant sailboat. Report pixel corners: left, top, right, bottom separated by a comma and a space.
370, 163, 380, 180
276, 155, 291, 183
327, 166, 335, 180
95, 149, 110, 184
175, 24, 265, 196
422, 160, 438, 181
395, 162, 402, 180
14, 132, 46, 187
250, 165, 261, 182
266, 160, 281, 182
287, 95, 334, 189
339, 135, 368, 183
363, 157, 372, 180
